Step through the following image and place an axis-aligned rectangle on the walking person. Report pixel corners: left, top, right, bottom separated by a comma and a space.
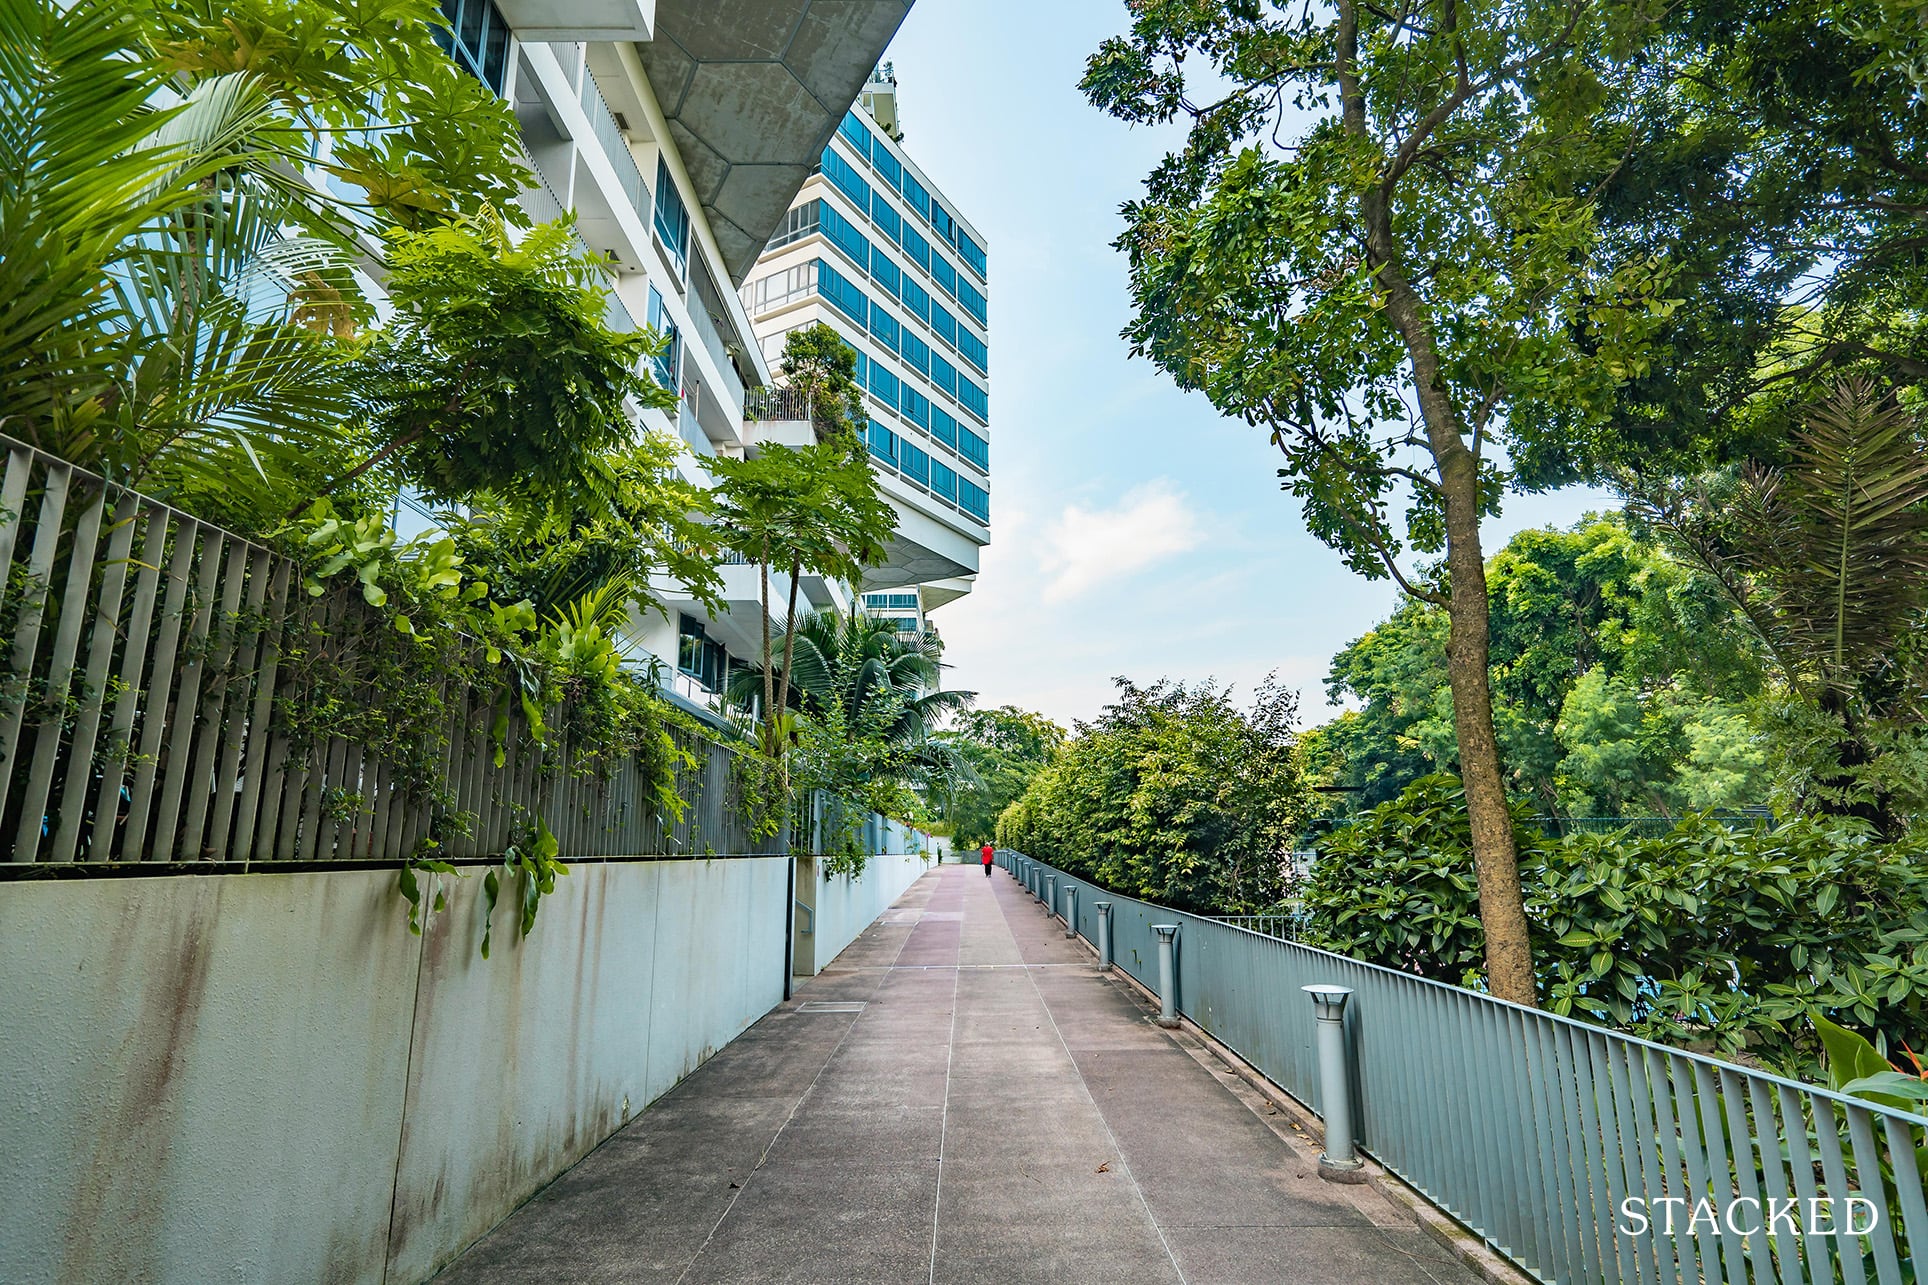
981, 841, 994, 876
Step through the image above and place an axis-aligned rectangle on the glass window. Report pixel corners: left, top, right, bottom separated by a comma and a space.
867, 361, 900, 410
871, 200, 901, 246
646, 286, 680, 392
765, 200, 821, 253
956, 279, 987, 327
438, 0, 511, 95
872, 148, 902, 192
929, 302, 957, 349
900, 439, 931, 488
837, 112, 871, 161
851, 348, 868, 386
930, 459, 958, 504
871, 255, 900, 299
931, 253, 957, 300
900, 384, 930, 431
957, 374, 988, 423
819, 201, 872, 273
930, 353, 958, 400
900, 329, 930, 379
902, 172, 930, 223
818, 259, 869, 327
740, 260, 818, 314
930, 203, 958, 247
901, 226, 931, 274
677, 614, 727, 692
866, 419, 898, 467
957, 231, 987, 279
930, 406, 958, 451
958, 427, 989, 471
868, 306, 899, 354
864, 593, 920, 610
821, 148, 872, 217
900, 276, 931, 326
956, 327, 987, 374
958, 479, 989, 521
653, 155, 691, 279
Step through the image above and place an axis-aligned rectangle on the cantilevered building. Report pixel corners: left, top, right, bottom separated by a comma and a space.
424, 0, 915, 717
739, 69, 991, 643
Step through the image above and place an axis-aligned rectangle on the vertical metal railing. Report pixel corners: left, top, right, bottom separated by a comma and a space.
0, 435, 781, 864
1008, 851, 1928, 1285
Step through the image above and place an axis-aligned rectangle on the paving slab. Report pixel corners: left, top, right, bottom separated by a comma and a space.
435, 863, 1482, 1285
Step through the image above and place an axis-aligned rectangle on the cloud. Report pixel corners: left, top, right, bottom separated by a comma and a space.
1039, 481, 1202, 603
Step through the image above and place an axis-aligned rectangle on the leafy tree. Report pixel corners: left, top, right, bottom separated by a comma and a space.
1304, 516, 1766, 820
1082, 0, 1677, 1002
1635, 380, 1928, 833
998, 677, 1307, 915
710, 440, 894, 772
775, 320, 867, 439
933, 706, 1066, 849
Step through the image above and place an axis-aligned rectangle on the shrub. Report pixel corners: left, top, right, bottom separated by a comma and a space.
1302, 774, 1928, 1072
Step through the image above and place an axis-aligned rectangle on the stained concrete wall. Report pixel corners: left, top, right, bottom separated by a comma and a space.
796, 846, 934, 975
0, 856, 788, 1285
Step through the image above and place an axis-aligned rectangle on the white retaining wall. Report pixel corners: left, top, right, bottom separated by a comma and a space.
795, 823, 935, 974
0, 857, 789, 1285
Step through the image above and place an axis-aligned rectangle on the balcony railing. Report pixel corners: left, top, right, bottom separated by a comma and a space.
580, 70, 648, 220
745, 385, 813, 423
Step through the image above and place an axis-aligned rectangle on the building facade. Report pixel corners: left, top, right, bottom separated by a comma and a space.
421, 0, 914, 721
740, 70, 992, 645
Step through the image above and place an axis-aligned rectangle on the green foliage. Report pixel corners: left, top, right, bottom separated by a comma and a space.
775, 321, 867, 440
1303, 775, 1928, 1073
933, 706, 1066, 849
1304, 515, 1768, 818
997, 677, 1307, 915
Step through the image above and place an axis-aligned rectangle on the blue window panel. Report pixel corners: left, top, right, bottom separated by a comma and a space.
957, 374, 988, 423
867, 361, 900, 410
872, 147, 902, 192
930, 460, 958, 504
901, 440, 931, 488
958, 231, 987, 279
900, 277, 931, 326
818, 259, 869, 328
958, 427, 989, 471
929, 303, 957, 349
900, 330, 930, 379
958, 479, 989, 521
837, 111, 871, 160
819, 201, 872, 273
931, 253, 957, 300
851, 348, 868, 386
930, 353, 958, 400
866, 418, 897, 467
957, 328, 987, 374
871, 255, 900, 300
902, 172, 930, 224
901, 385, 930, 431
901, 226, 931, 274
821, 148, 872, 217
956, 279, 987, 327
653, 155, 691, 278
871, 200, 901, 246
930, 406, 959, 451
868, 307, 899, 354
931, 202, 958, 247
645, 285, 680, 391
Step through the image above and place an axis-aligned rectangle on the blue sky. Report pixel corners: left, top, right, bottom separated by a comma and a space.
881, 0, 1609, 730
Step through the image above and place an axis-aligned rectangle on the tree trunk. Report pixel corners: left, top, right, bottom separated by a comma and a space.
758, 535, 775, 760
774, 553, 803, 795
1338, 0, 1535, 1004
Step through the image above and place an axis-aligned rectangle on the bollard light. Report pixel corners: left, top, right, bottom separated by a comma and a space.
1044, 874, 1056, 915
1063, 884, 1078, 938
1095, 902, 1113, 972
1152, 924, 1180, 1027
1303, 984, 1365, 1182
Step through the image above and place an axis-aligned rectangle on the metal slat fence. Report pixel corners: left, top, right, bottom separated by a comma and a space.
1004, 851, 1928, 1285
0, 437, 780, 864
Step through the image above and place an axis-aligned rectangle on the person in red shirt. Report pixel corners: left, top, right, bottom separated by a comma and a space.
980, 842, 994, 876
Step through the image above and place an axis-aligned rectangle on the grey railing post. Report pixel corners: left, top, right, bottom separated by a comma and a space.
1095, 902, 1112, 971
1152, 924, 1180, 1027
1044, 875, 1056, 916
1063, 884, 1078, 938
1303, 985, 1365, 1183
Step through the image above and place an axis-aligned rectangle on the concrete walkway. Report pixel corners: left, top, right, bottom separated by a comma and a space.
435, 864, 1480, 1284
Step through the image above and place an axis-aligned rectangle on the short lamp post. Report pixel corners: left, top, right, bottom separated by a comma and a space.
1094, 902, 1112, 971
1152, 924, 1180, 1027
1044, 875, 1057, 916
1303, 984, 1366, 1183
1062, 884, 1078, 938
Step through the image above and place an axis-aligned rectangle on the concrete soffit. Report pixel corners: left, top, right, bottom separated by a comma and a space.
637, 0, 915, 285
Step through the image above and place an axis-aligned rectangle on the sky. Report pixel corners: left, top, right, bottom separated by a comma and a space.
879, 0, 1611, 731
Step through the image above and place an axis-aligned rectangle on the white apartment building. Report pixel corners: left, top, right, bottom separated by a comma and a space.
739, 70, 992, 646
428, 0, 914, 722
